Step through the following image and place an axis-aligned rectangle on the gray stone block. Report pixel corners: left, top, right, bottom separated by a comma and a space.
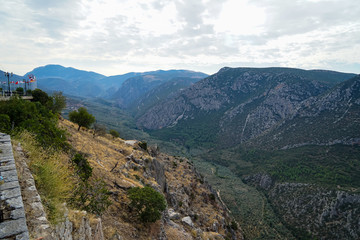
1, 187, 21, 200
10, 208, 26, 220
0, 164, 16, 172
0, 218, 28, 238
16, 231, 30, 240
0, 181, 19, 191
5, 196, 24, 209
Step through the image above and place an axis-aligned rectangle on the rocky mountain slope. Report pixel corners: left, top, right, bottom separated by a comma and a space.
35, 119, 243, 239
129, 77, 200, 118
245, 173, 360, 239
134, 67, 360, 239
137, 67, 356, 148
112, 70, 207, 108
249, 74, 360, 149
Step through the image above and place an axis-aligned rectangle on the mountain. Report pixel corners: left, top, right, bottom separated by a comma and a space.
0, 70, 27, 91
95, 72, 143, 97
137, 67, 356, 149
26, 65, 208, 101
135, 67, 360, 239
111, 70, 208, 108
25, 64, 106, 97
129, 77, 200, 117
249, 74, 360, 149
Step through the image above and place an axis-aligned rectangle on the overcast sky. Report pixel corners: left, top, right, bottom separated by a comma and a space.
1, 0, 359, 76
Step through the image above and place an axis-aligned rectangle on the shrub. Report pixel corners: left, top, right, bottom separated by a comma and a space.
93, 123, 107, 137
69, 107, 95, 131
72, 153, 93, 181
109, 129, 120, 138
16, 87, 24, 95
50, 91, 66, 114
32, 88, 51, 106
0, 96, 68, 150
0, 114, 10, 133
138, 141, 147, 151
128, 186, 166, 223
72, 179, 111, 215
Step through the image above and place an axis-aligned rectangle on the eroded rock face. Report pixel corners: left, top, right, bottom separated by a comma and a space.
247, 174, 360, 239
137, 68, 356, 149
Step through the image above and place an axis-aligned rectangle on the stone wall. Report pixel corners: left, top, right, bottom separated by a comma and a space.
0, 133, 29, 239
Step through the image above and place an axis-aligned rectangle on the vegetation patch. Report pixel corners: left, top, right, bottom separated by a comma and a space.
128, 186, 166, 223
14, 131, 75, 223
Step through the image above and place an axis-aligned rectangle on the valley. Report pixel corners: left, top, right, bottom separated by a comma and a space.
19, 65, 360, 239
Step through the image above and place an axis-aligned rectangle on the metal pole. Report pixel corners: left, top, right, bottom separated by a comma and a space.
4, 72, 13, 96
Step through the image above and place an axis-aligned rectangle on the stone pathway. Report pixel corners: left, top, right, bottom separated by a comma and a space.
0, 133, 29, 239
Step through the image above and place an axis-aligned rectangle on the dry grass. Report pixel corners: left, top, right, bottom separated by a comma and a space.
13, 130, 76, 223
165, 226, 192, 240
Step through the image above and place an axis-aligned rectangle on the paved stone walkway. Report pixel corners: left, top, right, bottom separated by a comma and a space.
0, 133, 29, 239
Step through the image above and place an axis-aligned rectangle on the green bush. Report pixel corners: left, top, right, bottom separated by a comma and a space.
0, 96, 68, 150
32, 88, 51, 106
128, 186, 166, 223
72, 153, 93, 181
16, 87, 24, 95
109, 129, 120, 138
50, 91, 66, 114
138, 141, 147, 151
69, 107, 95, 131
0, 114, 10, 133
72, 179, 111, 215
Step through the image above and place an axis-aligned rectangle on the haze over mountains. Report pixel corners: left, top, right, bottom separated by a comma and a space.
26, 65, 208, 103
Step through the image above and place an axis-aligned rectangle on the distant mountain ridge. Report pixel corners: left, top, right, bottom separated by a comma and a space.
25, 65, 208, 102
112, 70, 208, 108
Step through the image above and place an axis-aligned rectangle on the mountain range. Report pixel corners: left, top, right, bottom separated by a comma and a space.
25, 65, 208, 103
136, 67, 358, 150
8, 64, 360, 239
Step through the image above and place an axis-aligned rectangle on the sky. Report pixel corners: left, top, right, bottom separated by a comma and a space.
1, 0, 359, 76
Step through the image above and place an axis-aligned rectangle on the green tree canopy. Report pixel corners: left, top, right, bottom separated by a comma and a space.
50, 91, 66, 114
32, 88, 51, 106
69, 107, 95, 131
109, 129, 120, 138
128, 186, 166, 223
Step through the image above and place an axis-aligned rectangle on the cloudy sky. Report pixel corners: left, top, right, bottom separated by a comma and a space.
1, 0, 359, 76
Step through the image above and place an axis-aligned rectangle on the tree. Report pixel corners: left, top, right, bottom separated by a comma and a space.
109, 129, 120, 138
16, 87, 24, 95
128, 186, 166, 223
69, 107, 95, 131
32, 89, 51, 106
51, 91, 66, 114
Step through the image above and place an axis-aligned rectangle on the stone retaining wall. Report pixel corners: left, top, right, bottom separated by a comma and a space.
0, 133, 29, 239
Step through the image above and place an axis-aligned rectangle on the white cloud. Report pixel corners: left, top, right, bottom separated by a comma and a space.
0, 0, 359, 76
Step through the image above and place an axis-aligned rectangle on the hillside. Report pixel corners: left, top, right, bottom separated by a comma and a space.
112, 70, 207, 108
129, 77, 200, 118
55, 119, 243, 239
249, 74, 360, 149
133, 67, 360, 239
137, 67, 356, 149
